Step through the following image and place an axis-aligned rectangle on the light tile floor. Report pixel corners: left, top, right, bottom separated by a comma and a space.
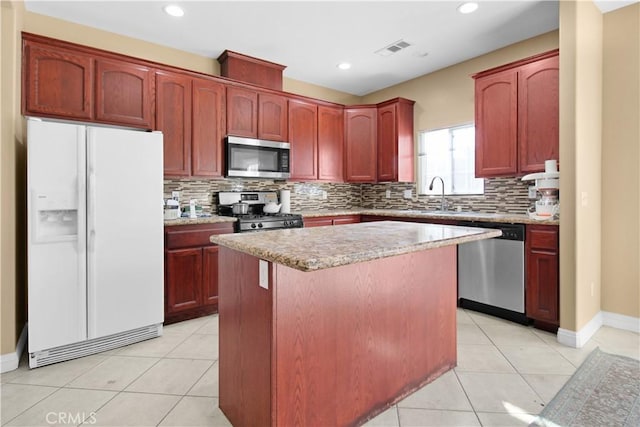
2, 309, 638, 427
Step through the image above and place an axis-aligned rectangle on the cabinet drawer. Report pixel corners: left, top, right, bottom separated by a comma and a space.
527, 225, 558, 251
165, 223, 234, 249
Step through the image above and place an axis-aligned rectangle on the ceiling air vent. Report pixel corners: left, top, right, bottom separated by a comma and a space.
375, 39, 412, 57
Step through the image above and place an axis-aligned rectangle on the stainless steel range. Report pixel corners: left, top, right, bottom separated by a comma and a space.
217, 191, 303, 233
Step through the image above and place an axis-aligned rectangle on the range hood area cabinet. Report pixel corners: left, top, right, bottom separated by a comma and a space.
226, 86, 288, 142
156, 70, 226, 178
473, 49, 559, 178
344, 98, 416, 183
22, 33, 154, 129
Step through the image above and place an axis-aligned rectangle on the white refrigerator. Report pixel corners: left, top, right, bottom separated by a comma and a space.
27, 119, 164, 368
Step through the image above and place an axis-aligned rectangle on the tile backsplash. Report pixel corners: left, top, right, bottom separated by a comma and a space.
164, 176, 532, 214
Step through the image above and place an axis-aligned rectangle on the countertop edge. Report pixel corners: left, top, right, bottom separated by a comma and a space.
211, 224, 501, 272
298, 208, 559, 225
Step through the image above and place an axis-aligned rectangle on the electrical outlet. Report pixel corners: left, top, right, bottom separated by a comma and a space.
403, 189, 412, 199
171, 191, 180, 201
581, 191, 589, 207
528, 186, 537, 199
385, 189, 391, 199
321, 190, 328, 200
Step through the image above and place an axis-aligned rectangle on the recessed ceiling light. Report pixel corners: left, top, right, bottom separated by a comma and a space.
164, 5, 184, 17
457, 2, 479, 14
337, 62, 351, 70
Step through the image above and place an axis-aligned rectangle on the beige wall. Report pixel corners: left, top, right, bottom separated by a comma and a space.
560, 0, 604, 331
362, 31, 559, 132
1, 0, 25, 355
601, 3, 640, 319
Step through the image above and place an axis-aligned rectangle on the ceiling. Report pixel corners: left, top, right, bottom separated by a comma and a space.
22, 1, 634, 96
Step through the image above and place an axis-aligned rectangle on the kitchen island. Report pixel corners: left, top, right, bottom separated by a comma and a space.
211, 221, 500, 426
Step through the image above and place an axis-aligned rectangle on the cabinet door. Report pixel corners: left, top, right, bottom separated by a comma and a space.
156, 71, 192, 176
226, 86, 258, 138
192, 78, 226, 177
258, 93, 288, 141
95, 58, 153, 128
518, 55, 559, 174
166, 248, 202, 314
289, 99, 318, 180
318, 105, 344, 182
332, 215, 360, 225
304, 217, 334, 227
23, 42, 93, 119
377, 103, 397, 182
345, 107, 377, 183
474, 69, 518, 177
525, 226, 559, 324
202, 245, 220, 307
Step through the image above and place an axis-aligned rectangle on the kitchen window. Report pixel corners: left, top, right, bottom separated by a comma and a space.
418, 124, 484, 195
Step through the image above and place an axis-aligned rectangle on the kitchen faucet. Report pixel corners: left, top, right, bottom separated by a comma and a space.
429, 176, 448, 211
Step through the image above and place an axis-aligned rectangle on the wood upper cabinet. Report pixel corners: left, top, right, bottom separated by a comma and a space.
192, 79, 226, 177
345, 107, 377, 183
258, 92, 288, 141
377, 98, 415, 183
474, 50, 559, 178
23, 40, 93, 119
95, 58, 154, 128
474, 69, 518, 177
289, 99, 318, 180
518, 55, 559, 174
526, 225, 559, 328
226, 86, 258, 138
156, 71, 192, 177
157, 72, 225, 177
318, 105, 344, 182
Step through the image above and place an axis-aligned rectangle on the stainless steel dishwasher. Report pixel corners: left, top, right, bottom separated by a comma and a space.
457, 221, 527, 323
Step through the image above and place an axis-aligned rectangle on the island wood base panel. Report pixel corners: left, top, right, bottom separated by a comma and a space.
218, 246, 457, 427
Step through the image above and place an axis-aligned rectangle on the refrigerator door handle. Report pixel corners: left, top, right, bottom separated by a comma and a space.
77, 128, 88, 336
86, 131, 98, 337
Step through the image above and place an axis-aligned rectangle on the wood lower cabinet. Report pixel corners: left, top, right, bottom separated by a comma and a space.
95, 58, 154, 128
525, 224, 559, 329
164, 222, 234, 324
345, 107, 377, 182
473, 50, 559, 178
23, 39, 93, 120
304, 215, 360, 227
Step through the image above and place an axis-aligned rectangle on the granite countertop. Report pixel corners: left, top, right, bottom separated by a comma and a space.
210, 221, 501, 272
298, 208, 559, 225
164, 215, 237, 226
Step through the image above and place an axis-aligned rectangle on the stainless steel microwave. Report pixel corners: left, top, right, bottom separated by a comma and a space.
225, 136, 290, 179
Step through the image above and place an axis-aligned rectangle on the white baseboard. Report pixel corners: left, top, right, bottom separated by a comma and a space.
602, 310, 640, 333
0, 324, 28, 373
557, 310, 640, 348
